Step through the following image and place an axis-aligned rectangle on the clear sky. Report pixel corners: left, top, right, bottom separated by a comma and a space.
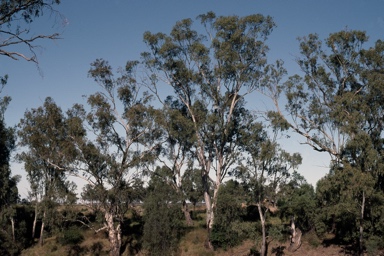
2, 0, 384, 198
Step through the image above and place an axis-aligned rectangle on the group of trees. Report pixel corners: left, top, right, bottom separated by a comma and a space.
0, 0, 62, 254
1, 1, 384, 255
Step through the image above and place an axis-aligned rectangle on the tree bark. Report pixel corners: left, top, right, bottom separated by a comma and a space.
105, 212, 122, 256
203, 189, 214, 250
359, 191, 365, 256
182, 200, 193, 226
32, 203, 38, 239
288, 217, 302, 252
39, 211, 46, 246
257, 203, 267, 256
10, 217, 15, 242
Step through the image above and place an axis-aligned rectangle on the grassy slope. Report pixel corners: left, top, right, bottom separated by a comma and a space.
20, 206, 351, 256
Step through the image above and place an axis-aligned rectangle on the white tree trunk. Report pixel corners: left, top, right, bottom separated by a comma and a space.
210, 181, 221, 229
105, 212, 121, 256
203, 189, 214, 250
39, 211, 46, 246
257, 203, 267, 256
10, 217, 15, 242
32, 203, 38, 239
289, 217, 302, 252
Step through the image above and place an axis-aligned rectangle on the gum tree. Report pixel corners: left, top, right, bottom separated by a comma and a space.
0, 91, 19, 253
142, 12, 275, 247
17, 59, 161, 256
267, 30, 384, 255
17, 97, 78, 246
76, 59, 161, 256
238, 124, 302, 256
150, 97, 197, 225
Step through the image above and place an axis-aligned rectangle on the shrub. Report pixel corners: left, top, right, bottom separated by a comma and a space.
305, 230, 321, 248
210, 225, 240, 250
58, 227, 84, 245
142, 181, 184, 256
210, 180, 247, 249
268, 224, 287, 243
365, 235, 382, 256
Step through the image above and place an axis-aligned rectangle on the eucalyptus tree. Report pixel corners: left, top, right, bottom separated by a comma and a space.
74, 59, 161, 256
277, 172, 316, 233
150, 97, 197, 225
182, 167, 205, 211
0, 95, 17, 207
17, 97, 78, 246
0, 93, 19, 253
142, 12, 275, 247
267, 30, 384, 254
17, 59, 161, 255
238, 124, 302, 256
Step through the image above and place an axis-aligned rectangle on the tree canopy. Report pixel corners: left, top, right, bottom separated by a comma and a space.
3, 10, 384, 256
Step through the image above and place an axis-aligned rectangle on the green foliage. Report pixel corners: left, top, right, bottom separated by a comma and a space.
230, 220, 261, 241
0, 95, 22, 256
365, 235, 383, 256
314, 164, 383, 245
58, 227, 84, 246
278, 181, 316, 232
0, 96, 17, 209
305, 230, 321, 248
142, 174, 184, 256
143, 12, 276, 244
266, 29, 384, 255
267, 224, 287, 243
210, 180, 247, 249
182, 168, 205, 209
8, 9, 384, 255
0, 205, 35, 256
267, 111, 290, 132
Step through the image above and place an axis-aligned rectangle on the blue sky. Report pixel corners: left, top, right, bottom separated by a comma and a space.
3, 0, 384, 197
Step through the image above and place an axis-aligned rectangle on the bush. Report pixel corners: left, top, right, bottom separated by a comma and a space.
268, 224, 287, 243
305, 230, 321, 248
142, 181, 184, 256
365, 235, 382, 256
211, 221, 260, 250
210, 180, 247, 249
58, 227, 84, 245
230, 220, 260, 241
210, 225, 240, 250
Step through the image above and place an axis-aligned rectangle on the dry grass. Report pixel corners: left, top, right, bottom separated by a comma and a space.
21, 229, 111, 256
20, 205, 355, 256
79, 229, 110, 255
21, 227, 353, 256
21, 236, 67, 256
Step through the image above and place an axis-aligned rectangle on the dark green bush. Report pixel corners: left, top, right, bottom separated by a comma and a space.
210, 180, 247, 249
365, 235, 382, 256
268, 224, 287, 243
58, 227, 84, 245
142, 177, 184, 256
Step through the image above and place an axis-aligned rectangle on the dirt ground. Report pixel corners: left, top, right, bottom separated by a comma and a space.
212, 240, 362, 256
268, 241, 350, 256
